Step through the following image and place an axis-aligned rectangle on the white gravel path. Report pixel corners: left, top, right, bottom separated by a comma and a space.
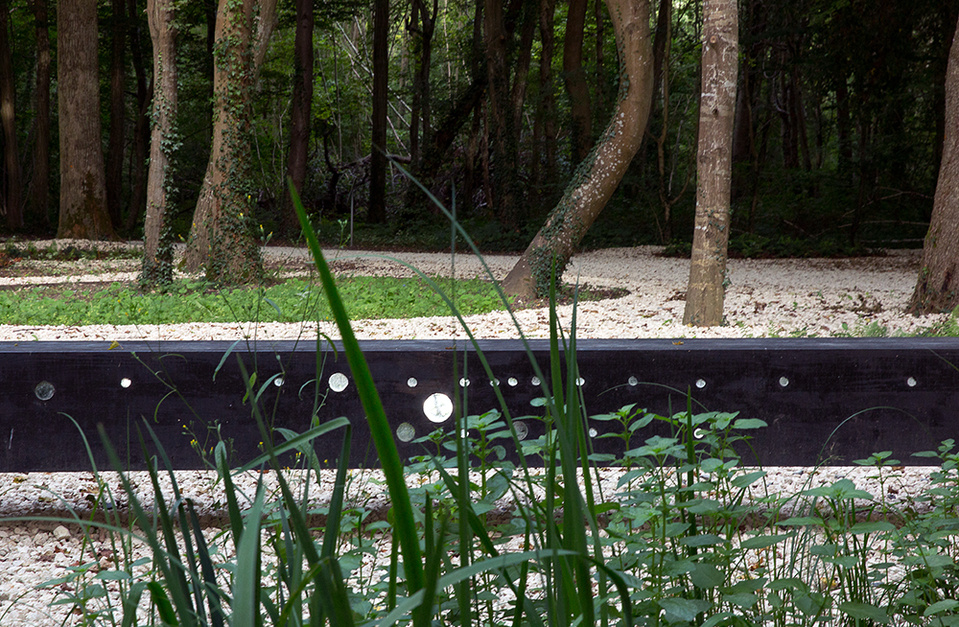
0, 240, 953, 625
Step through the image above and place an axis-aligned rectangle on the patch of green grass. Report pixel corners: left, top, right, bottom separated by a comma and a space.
0, 275, 511, 326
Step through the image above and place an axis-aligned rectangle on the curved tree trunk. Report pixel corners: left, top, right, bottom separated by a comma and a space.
502, 0, 653, 300
909, 14, 959, 314
683, 0, 739, 326
140, 0, 177, 287
57, 0, 116, 241
182, 0, 276, 282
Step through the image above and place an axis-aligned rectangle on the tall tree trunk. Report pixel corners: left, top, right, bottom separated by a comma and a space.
909, 14, 959, 314
282, 0, 313, 235
369, 0, 389, 224
31, 0, 51, 226
125, 0, 151, 234
140, 0, 177, 286
484, 0, 519, 224
182, 0, 276, 281
106, 0, 127, 229
0, 0, 21, 230
533, 0, 557, 188
563, 0, 592, 164
502, 0, 653, 299
57, 0, 116, 240
683, 0, 739, 326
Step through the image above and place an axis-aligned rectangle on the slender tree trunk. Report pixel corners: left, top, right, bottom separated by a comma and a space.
125, 0, 151, 234
909, 14, 959, 314
369, 0, 389, 223
484, 0, 519, 224
140, 0, 177, 286
0, 0, 21, 230
563, 0, 592, 164
106, 0, 127, 229
31, 0, 50, 226
182, 0, 276, 281
534, 0, 557, 188
502, 0, 653, 299
282, 0, 313, 235
57, 0, 116, 240
683, 0, 738, 326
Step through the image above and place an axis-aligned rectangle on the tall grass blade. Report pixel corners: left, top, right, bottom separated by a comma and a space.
290, 180, 425, 600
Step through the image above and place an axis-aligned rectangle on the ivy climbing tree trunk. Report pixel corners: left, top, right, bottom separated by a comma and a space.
57, 0, 116, 240
909, 14, 959, 314
502, 0, 653, 300
682, 0, 738, 327
182, 0, 277, 282
140, 0, 177, 287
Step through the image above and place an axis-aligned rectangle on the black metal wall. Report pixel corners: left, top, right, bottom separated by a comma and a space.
2, 338, 957, 471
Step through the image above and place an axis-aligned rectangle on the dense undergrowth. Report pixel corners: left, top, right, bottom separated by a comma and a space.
5, 184, 959, 627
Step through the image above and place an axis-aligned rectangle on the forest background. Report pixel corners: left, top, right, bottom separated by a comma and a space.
0, 0, 956, 307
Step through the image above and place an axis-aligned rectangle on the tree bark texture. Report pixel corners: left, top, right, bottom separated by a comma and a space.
282, 0, 313, 234
564, 0, 592, 164
31, 0, 51, 226
502, 0, 653, 300
909, 14, 959, 314
683, 0, 738, 327
182, 0, 273, 282
368, 0, 389, 223
0, 0, 21, 229
57, 0, 116, 240
141, 0, 177, 286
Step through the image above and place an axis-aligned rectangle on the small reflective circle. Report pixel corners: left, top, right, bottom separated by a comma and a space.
779, 376, 790, 388
407, 377, 418, 388
273, 376, 285, 387
514, 421, 529, 440
490, 378, 500, 387
120, 377, 132, 389
507, 377, 518, 387
588, 427, 598, 438
576, 377, 585, 387
695, 378, 706, 389
531, 376, 541, 386
694, 428, 706, 439
459, 377, 470, 387
424, 393, 454, 423
396, 422, 416, 442
34, 381, 55, 401
329, 373, 349, 392
907, 376, 917, 388
628, 376, 638, 386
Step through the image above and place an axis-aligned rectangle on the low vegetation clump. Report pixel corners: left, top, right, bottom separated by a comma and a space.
0, 276, 511, 326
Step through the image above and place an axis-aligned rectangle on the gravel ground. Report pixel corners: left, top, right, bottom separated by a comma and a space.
0, 240, 952, 624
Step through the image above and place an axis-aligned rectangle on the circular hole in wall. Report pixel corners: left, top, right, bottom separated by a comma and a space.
396, 422, 416, 442
329, 373, 349, 392
423, 393, 454, 423
35, 381, 55, 401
